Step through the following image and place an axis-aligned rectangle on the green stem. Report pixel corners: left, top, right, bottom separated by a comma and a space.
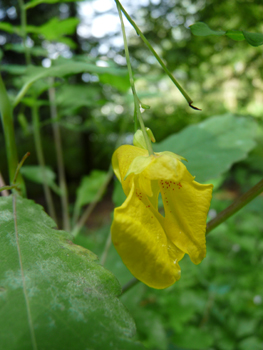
48, 80, 70, 231
206, 178, 263, 234
18, 0, 31, 65
71, 168, 113, 238
116, 2, 154, 155
100, 230, 112, 265
121, 178, 263, 294
0, 73, 26, 196
122, 277, 139, 294
0, 185, 18, 192
114, 0, 200, 110
32, 103, 57, 224
13, 152, 30, 184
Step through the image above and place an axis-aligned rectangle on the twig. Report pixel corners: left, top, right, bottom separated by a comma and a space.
0, 74, 26, 196
71, 168, 113, 238
13, 152, 30, 184
114, 0, 200, 110
206, 178, 263, 234
32, 104, 58, 224
100, 230, 112, 265
122, 277, 140, 294
48, 79, 70, 231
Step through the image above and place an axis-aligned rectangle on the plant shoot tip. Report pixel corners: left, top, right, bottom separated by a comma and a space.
189, 102, 202, 111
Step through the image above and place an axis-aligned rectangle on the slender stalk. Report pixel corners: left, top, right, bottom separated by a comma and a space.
122, 277, 139, 294
0, 74, 26, 196
116, 2, 154, 155
48, 80, 70, 231
100, 230, 112, 265
32, 104, 57, 224
115, 0, 200, 110
18, 0, 31, 65
0, 185, 17, 192
13, 152, 30, 184
206, 178, 263, 234
71, 168, 113, 238
121, 178, 263, 294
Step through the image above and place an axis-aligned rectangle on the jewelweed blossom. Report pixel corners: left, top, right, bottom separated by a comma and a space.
111, 144, 213, 289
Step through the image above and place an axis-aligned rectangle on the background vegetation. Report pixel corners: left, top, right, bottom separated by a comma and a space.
0, 0, 263, 349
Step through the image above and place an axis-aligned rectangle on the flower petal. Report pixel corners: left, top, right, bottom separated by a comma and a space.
111, 179, 184, 289
112, 145, 147, 196
159, 161, 213, 264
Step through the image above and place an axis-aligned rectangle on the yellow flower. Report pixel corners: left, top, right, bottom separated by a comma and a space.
111, 145, 213, 289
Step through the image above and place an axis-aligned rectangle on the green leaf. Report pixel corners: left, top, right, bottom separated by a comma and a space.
189, 22, 225, 36
56, 84, 101, 112
76, 170, 108, 208
5, 44, 48, 57
99, 73, 130, 92
38, 17, 79, 45
20, 165, 61, 195
14, 60, 127, 106
112, 180, 126, 207
25, 0, 85, 10
0, 64, 27, 75
243, 31, 263, 47
0, 22, 21, 35
190, 22, 263, 46
226, 30, 245, 41
0, 195, 144, 350
154, 114, 257, 182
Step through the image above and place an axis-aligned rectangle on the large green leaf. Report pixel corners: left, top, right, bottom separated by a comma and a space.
154, 114, 257, 182
0, 195, 143, 350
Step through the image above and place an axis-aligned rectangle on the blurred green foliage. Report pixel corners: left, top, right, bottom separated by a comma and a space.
0, 0, 263, 349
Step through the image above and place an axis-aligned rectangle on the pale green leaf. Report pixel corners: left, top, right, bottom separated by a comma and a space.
56, 85, 101, 112
0, 64, 27, 75
225, 30, 245, 41
0, 195, 144, 350
99, 73, 130, 92
190, 22, 263, 47
76, 170, 108, 208
154, 114, 257, 182
20, 165, 61, 195
5, 44, 48, 57
0, 22, 21, 35
189, 22, 225, 36
14, 61, 127, 106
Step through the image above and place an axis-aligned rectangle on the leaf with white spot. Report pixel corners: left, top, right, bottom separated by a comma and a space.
0, 195, 144, 350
